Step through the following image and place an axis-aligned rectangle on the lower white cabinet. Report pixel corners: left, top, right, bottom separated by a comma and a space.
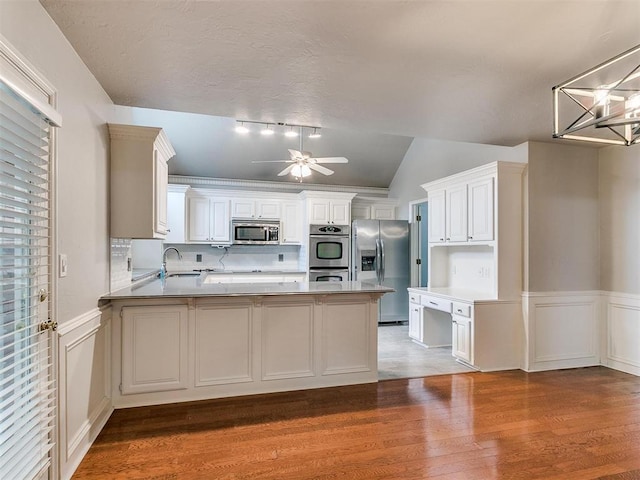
121, 305, 189, 395
452, 314, 472, 364
408, 301, 422, 341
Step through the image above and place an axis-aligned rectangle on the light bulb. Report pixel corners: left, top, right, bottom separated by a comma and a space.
308, 128, 321, 139
284, 126, 298, 137
291, 164, 302, 177
301, 165, 312, 177
594, 87, 610, 119
235, 122, 249, 134
261, 124, 275, 136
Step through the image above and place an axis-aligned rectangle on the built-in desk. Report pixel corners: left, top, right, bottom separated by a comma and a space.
408, 287, 522, 371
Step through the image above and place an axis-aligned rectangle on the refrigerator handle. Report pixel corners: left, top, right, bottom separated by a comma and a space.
380, 238, 385, 282
375, 238, 381, 283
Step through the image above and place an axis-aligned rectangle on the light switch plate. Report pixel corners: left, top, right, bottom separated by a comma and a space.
59, 254, 68, 277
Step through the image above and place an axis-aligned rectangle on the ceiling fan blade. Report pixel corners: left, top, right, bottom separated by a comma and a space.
301, 150, 312, 159
252, 160, 294, 163
288, 149, 303, 159
277, 164, 297, 176
313, 157, 349, 164
308, 163, 334, 175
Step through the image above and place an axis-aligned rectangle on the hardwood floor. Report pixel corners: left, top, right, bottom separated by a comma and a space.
73, 367, 640, 479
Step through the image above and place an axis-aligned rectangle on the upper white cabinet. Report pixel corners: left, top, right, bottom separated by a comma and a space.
281, 201, 303, 244
351, 197, 397, 221
231, 198, 281, 220
109, 124, 175, 239
187, 191, 231, 243
165, 184, 190, 243
422, 161, 525, 300
302, 191, 356, 226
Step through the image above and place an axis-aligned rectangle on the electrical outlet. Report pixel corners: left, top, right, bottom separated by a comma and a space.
59, 254, 68, 277
196, 254, 203, 262
278, 253, 284, 262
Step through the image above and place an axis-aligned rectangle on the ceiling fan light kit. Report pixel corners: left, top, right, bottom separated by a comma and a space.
552, 44, 640, 146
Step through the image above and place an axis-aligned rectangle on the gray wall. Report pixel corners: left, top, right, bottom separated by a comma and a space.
388, 137, 521, 219
0, 1, 113, 323
526, 142, 600, 292
599, 146, 639, 294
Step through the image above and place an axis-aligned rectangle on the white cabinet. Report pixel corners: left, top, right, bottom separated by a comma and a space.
281, 201, 303, 244
231, 198, 281, 219
121, 305, 188, 394
308, 199, 351, 225
187, 194, 231, 243
467, 177, 494, 242
452, 314, 472, 364
165, 185, 189, 243
446, 183, 468, 242
109, 123, 176, 239
428, 189, 446, 243
408, 293, 423, 341
351, 197, 397, 221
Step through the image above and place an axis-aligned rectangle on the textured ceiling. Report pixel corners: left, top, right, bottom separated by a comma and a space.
41, 0, 640, 186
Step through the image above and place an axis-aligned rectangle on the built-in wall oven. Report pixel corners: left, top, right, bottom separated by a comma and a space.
308, 224, 350, 281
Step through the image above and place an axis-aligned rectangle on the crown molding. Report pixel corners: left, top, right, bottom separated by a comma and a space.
168, 175, 390, 197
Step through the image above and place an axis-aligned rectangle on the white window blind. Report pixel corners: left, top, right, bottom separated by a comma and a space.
0, 79, 56, 480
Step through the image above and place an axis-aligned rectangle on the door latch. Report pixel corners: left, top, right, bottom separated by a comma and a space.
38, 319, 58, 333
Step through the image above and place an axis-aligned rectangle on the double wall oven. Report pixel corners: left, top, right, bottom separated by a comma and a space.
308, 224, 350, 282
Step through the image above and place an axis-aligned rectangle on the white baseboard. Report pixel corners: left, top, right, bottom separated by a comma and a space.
58, 307, 113, 480
522, 291, 601, 372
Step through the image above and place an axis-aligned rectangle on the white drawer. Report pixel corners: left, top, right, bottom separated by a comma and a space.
409, 292, 421, 304
421, 295, 452, 313
452, 301, 471, 318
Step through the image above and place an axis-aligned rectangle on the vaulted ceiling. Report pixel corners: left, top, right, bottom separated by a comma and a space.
41, 0, 639, 187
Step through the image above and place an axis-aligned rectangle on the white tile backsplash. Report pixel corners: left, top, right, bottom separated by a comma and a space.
110, 238, 132, 291
163, 244, 302, 272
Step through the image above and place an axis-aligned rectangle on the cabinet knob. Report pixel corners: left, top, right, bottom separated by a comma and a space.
440, 238, 444, 241
446, 237, 450, 241
457, 309, 463, 313
468, 236, 473, 239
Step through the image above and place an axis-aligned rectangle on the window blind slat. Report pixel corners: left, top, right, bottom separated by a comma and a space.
0, 160, 48, 185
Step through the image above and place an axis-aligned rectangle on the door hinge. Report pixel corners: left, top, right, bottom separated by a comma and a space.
416, 215, 421, 222
416, 258, 422, 265
38, 319, 58, 332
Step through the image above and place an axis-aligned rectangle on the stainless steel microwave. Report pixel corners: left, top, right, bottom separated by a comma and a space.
232, 220, 280, 245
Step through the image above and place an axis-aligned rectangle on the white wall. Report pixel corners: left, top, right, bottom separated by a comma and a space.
599, 146, 639, 294
388, 137, 520, 219
0, 0, 114, 322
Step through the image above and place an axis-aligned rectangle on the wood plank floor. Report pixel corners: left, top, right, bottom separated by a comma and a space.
73, 367, 640, 479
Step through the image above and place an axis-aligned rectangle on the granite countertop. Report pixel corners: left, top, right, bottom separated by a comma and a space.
407, 287, 510, 303
103, 278, 393, 300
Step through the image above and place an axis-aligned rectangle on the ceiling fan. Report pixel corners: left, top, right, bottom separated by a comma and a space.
252, 128, 348, 178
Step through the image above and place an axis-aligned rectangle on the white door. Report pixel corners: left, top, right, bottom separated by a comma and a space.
210, 198, 230, 243
187, 196, 211, 242
0, 72, 61, 479
330, 201, 350, 225
153, 149, 168, 236
408, 303, 422, 340
452, 316, 472, 363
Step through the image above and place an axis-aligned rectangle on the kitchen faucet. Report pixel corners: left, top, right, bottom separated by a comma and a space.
160, 247, 182, 279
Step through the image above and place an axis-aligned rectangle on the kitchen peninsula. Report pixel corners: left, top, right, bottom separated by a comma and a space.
102, 276, 392, 408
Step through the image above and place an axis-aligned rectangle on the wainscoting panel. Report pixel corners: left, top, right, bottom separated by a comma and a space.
603, 292, 640, 376
58, 307, 113, 480
523, 292, 600, 372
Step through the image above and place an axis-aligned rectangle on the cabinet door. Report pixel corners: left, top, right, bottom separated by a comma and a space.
187, 196, 211, 242
210, 199, 230, 243
468, 177, 494, 242
351, 204, 371, 220
408, 303, 422, 341
231, 199, 255, 219
121, 305, 189, 395
308, 200, 331, 224
330, 201, 350, 225
372, 205, 395, 220
281, 201, 302, 244
428, 189, 446, 243
452, 315, 472, 364
446, 184, 468, 242
166, 190, 186, 243
153, 150, 168, 236
257, 200, 281, 219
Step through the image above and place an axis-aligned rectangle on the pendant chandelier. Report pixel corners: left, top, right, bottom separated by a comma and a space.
552, 44, 640, 146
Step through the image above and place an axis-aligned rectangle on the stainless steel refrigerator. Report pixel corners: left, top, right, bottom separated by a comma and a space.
351, 219, 410, 324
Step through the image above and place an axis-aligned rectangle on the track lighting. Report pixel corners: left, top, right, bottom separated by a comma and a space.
308, 127, 322, 138
235, 120, 323, 139
284, 125, 299, 137
260, 124, 275, 136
